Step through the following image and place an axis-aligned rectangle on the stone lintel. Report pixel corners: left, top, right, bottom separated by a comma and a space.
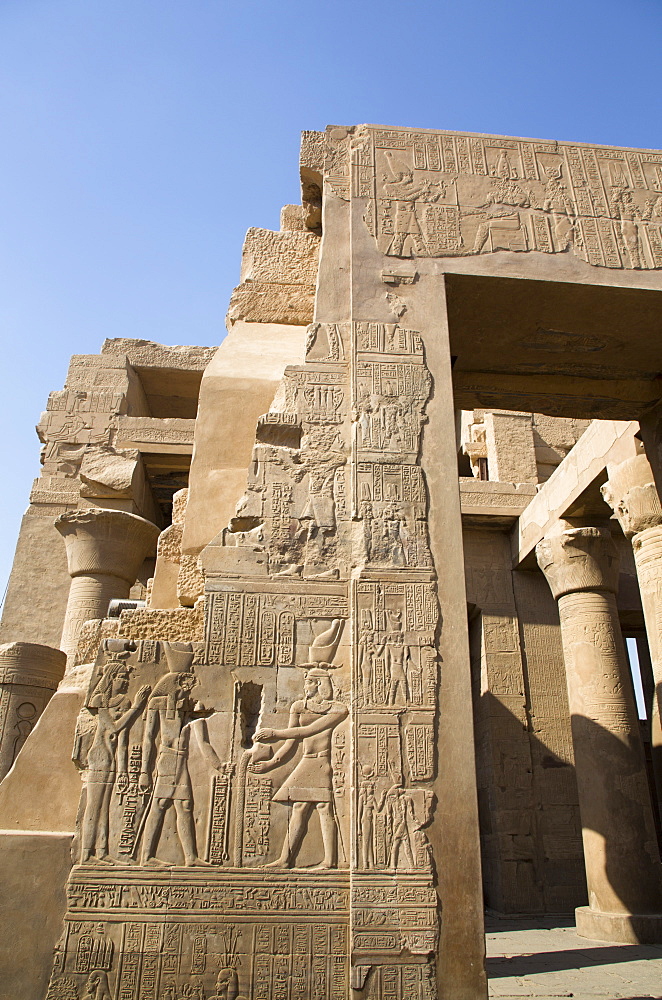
460, 479, 537, 524
515, 420, 639, 566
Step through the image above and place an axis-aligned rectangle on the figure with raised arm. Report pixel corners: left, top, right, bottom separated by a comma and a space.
79, 653, 150, 864
138, 641, 222, 867
251, 620, 348, 869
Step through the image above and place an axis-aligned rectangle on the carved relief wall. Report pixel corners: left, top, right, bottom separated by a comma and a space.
349, 127, 662, 270
46, 319, 442, 1000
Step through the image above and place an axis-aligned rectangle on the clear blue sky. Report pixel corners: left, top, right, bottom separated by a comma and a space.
1, 0, 662, 600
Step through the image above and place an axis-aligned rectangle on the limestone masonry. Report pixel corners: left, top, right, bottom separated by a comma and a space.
2, 125, 662, 1000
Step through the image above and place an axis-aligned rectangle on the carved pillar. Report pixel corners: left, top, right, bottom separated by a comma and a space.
0, 642, 66, 781
537, 524, 662, 943
603, 454, 662, 782
55, 508, 159, 661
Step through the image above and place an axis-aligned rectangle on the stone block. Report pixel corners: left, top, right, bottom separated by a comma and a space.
0, 832, 73, 1000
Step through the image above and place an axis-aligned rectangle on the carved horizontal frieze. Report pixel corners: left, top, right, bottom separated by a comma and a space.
344, 126, 662, 269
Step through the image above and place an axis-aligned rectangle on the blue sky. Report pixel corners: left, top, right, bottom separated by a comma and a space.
1, 0, 662, 601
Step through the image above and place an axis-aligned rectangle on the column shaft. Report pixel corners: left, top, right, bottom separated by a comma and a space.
0, 642, 66, 781
59, 573, 130, 661
557, 588, 661, 916
537, 523, 662, 942
632, 528, 662, 822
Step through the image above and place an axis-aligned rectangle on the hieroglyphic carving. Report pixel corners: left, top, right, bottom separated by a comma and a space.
347, 318, 441, 988
49, 313, 441, 997
242, 771, 272, 863
204, 593, 296, 667
207, 764, 235, 864
353, 125, 662, 269
251, 625, 349, 870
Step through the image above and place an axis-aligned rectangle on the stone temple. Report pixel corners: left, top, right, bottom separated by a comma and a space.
2, 124, 662, 1000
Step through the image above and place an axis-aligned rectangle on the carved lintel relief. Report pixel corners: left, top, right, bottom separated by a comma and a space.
47, 314, 441, 998
350, 125, 662, 269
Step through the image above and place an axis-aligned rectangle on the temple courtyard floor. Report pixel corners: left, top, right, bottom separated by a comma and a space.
486, 915, 662, 999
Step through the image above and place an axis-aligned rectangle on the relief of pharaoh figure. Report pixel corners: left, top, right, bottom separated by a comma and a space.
78, 654, 150, 864
83, 971, 112, 1000
250, 620, 347, 869
138, 645, 220, 867
382, 151, 440, 257
209, 967, 247, 1000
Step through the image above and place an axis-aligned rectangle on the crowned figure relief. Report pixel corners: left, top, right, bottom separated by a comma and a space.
250, 619, 348, 869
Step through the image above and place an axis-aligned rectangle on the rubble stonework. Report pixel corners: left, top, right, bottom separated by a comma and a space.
3, 125, 662, 999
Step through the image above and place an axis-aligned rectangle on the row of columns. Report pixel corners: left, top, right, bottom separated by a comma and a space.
536, 452, 662, 943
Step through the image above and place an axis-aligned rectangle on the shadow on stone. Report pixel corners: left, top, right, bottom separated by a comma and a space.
487, 942, 662, 978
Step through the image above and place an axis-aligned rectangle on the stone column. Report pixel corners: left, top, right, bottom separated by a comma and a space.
0, 642, 66, 781
602, 454, 662, 774
55, 508, 159, 661
536, 524, 662, 943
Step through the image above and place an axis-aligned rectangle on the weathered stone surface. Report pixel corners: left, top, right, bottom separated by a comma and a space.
227, 279, 316, 326
79, 445, 142, 497
0, 642, 66, 781
228, 226, 320, 327
181, 320, 308, 558
117, 600, 205, 641
6, 124, 662, 999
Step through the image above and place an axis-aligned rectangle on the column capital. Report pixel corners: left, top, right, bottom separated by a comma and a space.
536, 524, 620, 600
0, 642, 66, 689
55, 507, 159, 582
602, 453, 662, 539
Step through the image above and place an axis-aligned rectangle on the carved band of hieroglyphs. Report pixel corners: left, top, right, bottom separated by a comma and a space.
354, 323, 423, 357
204, 593, 296, 666
206, 764, 235, 864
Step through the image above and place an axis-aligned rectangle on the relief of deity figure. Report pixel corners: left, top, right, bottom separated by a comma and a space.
377, 611, 411, 705
468, 152, 531, 254
78, 655, 151, 864
353, 388, 376, 449
138, 654, 223, 867
250, 619, 347, 869
357, 622, 376, 705
357, 765, 378, 868
379, 774, 416, 870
